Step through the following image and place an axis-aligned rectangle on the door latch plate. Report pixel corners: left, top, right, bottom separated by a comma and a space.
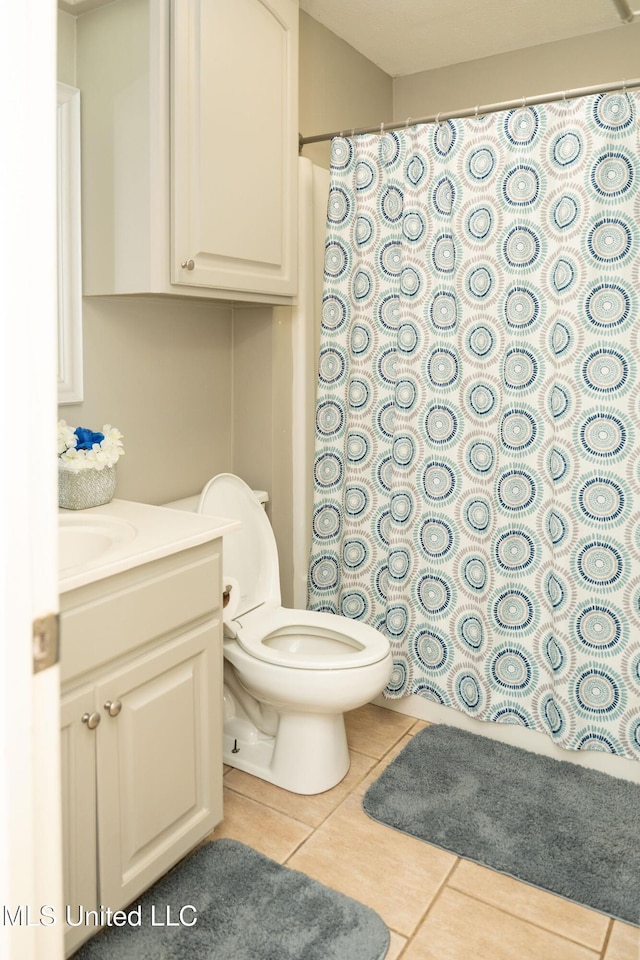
32, 613, 60, 674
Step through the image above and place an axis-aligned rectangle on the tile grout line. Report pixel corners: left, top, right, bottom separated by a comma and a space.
348, 722, 459, 953
283, 823, 319, 866
392, 857, 462, 957
218, 729, 414, 874
353, 718, 616, 957
223, 746, 383, 834
350, 726, 418, 764
223, 718, 418, 838
358, 723, 419, 766
281, 738, 414, 866
357, 719, 618, 956
218, 710, 622, 958
280, 727, 419, 870
222, 782, 321, 832
598, 918, 614, 960
445, 880, 609, 955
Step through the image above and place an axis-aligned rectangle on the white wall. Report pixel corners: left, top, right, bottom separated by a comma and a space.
63, 297, 234, 505
231, 306, 295, 605
299, 10, 393, 168
57, 9, 75, 86
393, 23, 640, 120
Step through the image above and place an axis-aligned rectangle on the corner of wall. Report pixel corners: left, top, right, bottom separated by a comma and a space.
299, 9, 393, 169
57, 9, 77, 86
230, 305, 274, 493
230, 304, 296, 606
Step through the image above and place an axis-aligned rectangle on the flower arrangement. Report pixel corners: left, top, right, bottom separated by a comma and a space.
58, 420, 125, 472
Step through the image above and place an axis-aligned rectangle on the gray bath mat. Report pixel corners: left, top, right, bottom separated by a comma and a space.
73, 838, 389, 959
363, 724, 640, 926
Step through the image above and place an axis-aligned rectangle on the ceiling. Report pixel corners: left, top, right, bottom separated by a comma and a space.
58, 0, 113, 13
298, 0, 638, 77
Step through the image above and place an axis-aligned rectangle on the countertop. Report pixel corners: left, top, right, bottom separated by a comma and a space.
59, 498, 240, 594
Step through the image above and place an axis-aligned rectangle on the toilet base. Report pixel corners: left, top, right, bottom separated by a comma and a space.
223, 710, 350, 795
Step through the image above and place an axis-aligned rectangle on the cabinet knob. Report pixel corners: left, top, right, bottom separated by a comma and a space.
180, 258, 195, 270
81, 711, 101, 730
104, 700, 122, 718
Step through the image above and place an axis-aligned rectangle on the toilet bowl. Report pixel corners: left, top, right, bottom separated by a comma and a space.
197, 473, 392, 795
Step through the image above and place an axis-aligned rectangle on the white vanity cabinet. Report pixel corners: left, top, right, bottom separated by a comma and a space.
77, 0, 298, 304
60, 540, 223, 956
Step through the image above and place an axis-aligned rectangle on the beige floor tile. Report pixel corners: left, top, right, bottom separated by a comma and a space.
353, 734, 414, 799
345, 703, 416, 759
403, 888, 600, 960
210, 704, 625, 960
605, 920, 640, 960
209, 788, 311, 862
402, 888, 599, 960
223, 749, 376, 827
448, 860, 609, 950
408, 719, 431, 734
287, 788, 456, 937
386, 929, 408, 959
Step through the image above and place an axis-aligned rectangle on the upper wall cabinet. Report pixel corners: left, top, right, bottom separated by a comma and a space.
77, 0, 298, 304
172, 0, 297, 296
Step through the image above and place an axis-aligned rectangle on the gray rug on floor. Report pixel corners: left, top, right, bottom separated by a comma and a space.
363, 724, 640, 926
73, 839, 389, 959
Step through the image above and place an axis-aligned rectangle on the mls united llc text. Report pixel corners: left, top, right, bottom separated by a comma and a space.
1, 904, 198, 927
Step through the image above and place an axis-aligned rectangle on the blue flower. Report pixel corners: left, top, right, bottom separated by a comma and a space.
74, 427, 105, 450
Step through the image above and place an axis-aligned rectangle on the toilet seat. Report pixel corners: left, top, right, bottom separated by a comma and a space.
199, 473, 388, 671
232, 602, 390, 671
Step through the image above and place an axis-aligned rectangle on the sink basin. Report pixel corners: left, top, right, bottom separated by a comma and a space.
59, 515, 137, 573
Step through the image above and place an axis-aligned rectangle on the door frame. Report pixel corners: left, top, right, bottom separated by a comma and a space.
0, 2, 63, 958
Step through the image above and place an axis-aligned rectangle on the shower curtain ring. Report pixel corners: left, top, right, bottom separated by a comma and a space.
406, 117, 412, 128
380, 122, 384, 134
435, 112, 441, 125
521, 96, 527, 109
474, 104, 479, 119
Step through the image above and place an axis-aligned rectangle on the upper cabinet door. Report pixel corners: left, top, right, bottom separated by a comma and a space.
171, 0, 298, 297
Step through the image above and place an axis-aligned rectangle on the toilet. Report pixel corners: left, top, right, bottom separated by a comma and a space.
196, 473, 392, 795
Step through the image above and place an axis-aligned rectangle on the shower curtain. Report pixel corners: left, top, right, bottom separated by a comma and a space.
307, 91, 640, 760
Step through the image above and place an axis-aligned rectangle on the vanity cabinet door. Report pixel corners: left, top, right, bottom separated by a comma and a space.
95, 622, 222, 911
171, 0, 298, 297
60, 686, 98, 956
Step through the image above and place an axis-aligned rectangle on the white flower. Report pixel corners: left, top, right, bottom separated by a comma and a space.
57, 420, 77, 455
102, 424, 123, 443
99, 424, 125, 467
57, 420, 125, 470
59, 448, 84, 472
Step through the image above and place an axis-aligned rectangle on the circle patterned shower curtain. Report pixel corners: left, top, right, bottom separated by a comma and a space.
307, 91, 640, 760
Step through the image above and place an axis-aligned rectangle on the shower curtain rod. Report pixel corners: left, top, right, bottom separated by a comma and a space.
298, 75, 640, 148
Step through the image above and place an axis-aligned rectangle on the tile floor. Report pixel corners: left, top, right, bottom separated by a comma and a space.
209, 703, 639, 960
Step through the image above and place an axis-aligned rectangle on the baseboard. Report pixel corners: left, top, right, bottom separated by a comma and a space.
371, 693, 640, 783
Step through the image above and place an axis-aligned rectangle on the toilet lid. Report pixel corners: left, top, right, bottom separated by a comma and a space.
198, 473, 281, 621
